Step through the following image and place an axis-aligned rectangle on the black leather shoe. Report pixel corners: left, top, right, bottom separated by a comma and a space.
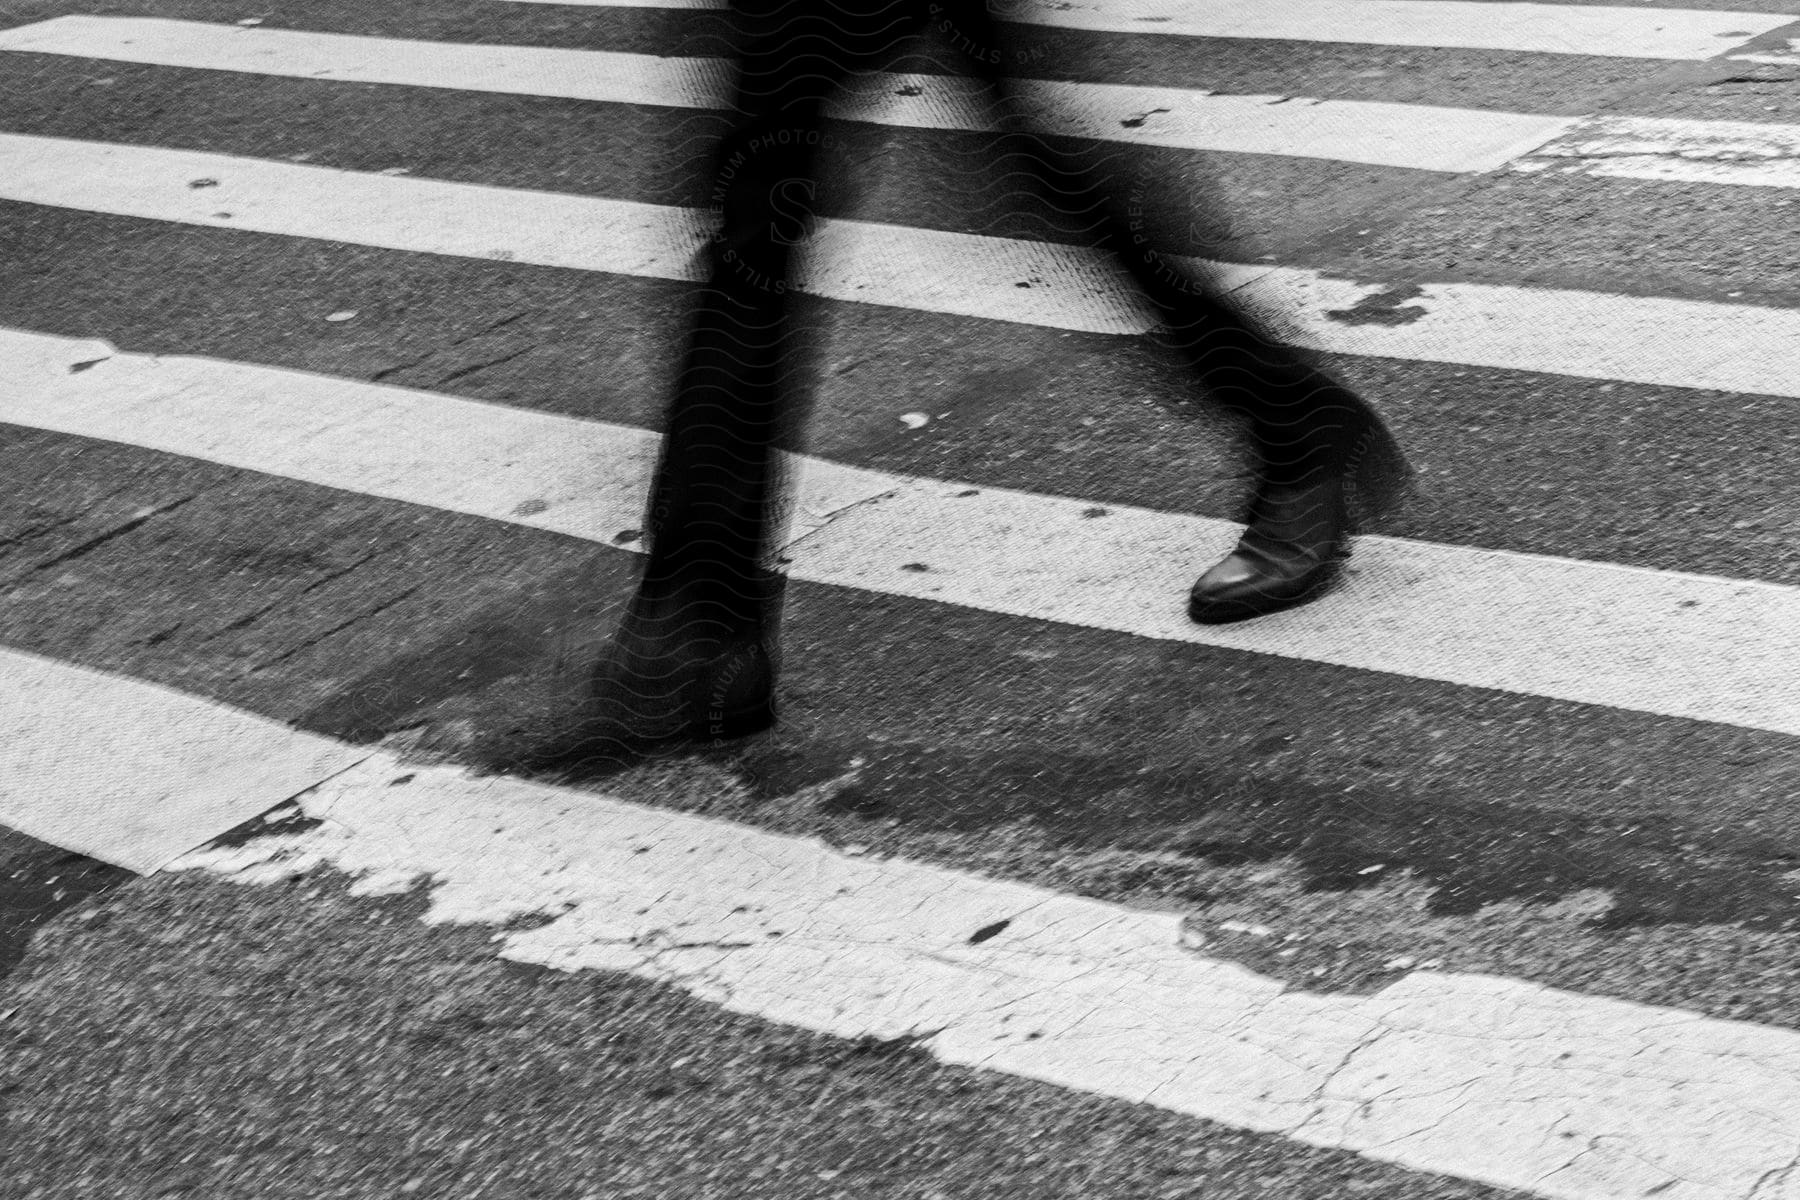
519, 586, 779, 765
584, 629, 775, 749
1190, 396, 1412, 624
1188, 477, 1351, 624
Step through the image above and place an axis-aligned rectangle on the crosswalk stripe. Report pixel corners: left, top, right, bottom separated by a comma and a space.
835, 74, 1576, 172
173, 751, 1800, 1200
3, 132, 1797, 400
1515, 113, 1800, 189
0, 17, 1580, 172
7, 327, 1798, 737
489, 0, 1799, 60
0, 645, 367, 872
0, 16, 730, 108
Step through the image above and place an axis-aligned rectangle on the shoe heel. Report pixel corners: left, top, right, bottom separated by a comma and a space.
696, 640, 777, 741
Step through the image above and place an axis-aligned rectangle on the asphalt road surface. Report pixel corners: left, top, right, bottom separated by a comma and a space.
2, 0, 1799, 1196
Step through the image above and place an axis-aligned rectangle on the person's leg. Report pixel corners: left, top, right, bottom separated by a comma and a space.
940, 2, 1411, 622
583, 0, 928, 749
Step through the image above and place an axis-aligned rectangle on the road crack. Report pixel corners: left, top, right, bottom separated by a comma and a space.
776, 483, 905, 555
25, 495, 198, 574
430, 344, 535, 388
369, 311, 531, 384
247, 582, 424, 673
205, 548, 384, 641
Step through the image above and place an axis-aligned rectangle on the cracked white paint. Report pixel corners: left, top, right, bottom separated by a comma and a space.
490, 0, 1798, 59
1516, 115, 1800, 189
4, 326, 1798, 736
0, 18, 1577, 173
0, 647, 367, 871
173, 754, 1800, 1200
3, 133, 1799, 401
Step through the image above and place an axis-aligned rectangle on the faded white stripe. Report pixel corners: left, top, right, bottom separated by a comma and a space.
2, 133, 1797, 399
0, 17, 1578, 172
841, 72, 1578, 172
1516, 113, 1800, 189
0, 646, 367, 871
492, 0, 1798, 59
6, 327, 1798, 737
177, 753, 1800, 1200
0, 132, 716, 278
0, 16, 732, 109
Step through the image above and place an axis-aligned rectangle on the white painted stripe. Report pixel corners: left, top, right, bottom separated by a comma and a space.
0, 329, 893, 549
1000, 0, 1797, 58
0, 646, 367, 871
177, 752, 1800, 1200
838, 73, 1578, 172
0, 17, 1577, 172
1241, 267, 1800, 402
785, 472, 1800, 736
1516, 113, 1800, 189
6, 328, 1798, 737
491, 0, 1798, 59
0, 132, 715, 280
4, 133, 1798, 400
0, 17, 731, 110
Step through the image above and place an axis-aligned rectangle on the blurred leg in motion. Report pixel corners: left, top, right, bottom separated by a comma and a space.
573, 0, 1410, 755
574, 0, 924, 755
939, 2, 1412, 623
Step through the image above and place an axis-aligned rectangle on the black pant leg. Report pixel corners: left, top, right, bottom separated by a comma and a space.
641, 0, 930, 618
937, 1, 1406, 497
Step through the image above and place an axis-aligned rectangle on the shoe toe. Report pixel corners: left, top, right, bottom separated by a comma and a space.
581, 636, 776, 751
1188, 557, 1339, 624
1193, 552, 1261, 591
